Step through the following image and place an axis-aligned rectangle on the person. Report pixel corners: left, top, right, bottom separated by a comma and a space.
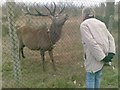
80, 7, 116, 89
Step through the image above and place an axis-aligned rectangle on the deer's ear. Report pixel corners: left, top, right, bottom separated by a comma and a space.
49, 15, 54, 19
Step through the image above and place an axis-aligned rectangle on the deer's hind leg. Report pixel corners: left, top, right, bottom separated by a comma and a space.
21, 45, 25, 58
19, 43, 25, 59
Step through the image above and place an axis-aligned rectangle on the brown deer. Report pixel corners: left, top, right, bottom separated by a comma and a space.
16, 3, 68, 71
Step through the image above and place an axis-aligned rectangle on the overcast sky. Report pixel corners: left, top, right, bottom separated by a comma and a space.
4, 0, 120, 2
1, 0, 120, 6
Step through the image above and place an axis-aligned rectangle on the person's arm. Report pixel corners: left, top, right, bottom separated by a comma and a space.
80, 24, 105, 61
107, 31, 116, 54
105, 26, 116, 60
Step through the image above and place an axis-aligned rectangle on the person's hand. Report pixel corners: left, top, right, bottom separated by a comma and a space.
102, 53, 115, 62
107, 53, 115, 60
102, 56, 112, 62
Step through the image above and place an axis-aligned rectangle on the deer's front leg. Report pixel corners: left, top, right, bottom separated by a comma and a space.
40, 50, 45, 71
48, 50, 56, 71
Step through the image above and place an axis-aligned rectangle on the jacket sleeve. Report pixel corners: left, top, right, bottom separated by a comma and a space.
106, 28, 116, 54
80, 24, 106, 61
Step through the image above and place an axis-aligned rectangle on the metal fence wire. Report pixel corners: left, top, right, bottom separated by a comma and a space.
2, 1, 118, 88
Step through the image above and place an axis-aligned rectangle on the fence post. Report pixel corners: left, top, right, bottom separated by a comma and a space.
6, 1, 21, 87
0, 4, 2, 90
108, 15, 113, 33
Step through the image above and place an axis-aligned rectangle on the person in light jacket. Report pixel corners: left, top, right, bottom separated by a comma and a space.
80, 7, 116, 89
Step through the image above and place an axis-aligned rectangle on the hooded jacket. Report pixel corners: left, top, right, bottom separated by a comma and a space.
80, 18, 116, 73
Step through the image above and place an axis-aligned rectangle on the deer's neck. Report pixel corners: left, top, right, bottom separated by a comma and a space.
50, 23, 63, 44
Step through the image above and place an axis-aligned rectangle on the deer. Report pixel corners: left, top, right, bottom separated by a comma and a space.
16, 3, 68, 71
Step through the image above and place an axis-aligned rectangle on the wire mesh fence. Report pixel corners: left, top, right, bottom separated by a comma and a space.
2, 1, 119, 88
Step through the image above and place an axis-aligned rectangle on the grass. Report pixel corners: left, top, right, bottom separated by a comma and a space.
2, 16, 118, 88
